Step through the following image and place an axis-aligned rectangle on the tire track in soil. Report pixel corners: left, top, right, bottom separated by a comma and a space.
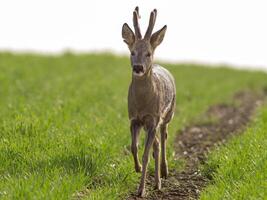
126, 90, 265, 200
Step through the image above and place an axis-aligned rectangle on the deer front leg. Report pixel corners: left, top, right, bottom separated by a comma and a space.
130, 119, 142, 173
153, 136, 161, 190
137, 117, 157, 197
160, 124, 168, 178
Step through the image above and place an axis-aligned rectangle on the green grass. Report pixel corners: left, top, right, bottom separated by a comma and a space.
0, 52, 266, 199
200, 105, 267, 200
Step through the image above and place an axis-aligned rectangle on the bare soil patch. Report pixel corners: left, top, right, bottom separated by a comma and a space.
126, 90, 264, 200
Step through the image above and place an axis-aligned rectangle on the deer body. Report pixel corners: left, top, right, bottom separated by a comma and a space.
128, 64, 175, 122
122, 7, 176, 197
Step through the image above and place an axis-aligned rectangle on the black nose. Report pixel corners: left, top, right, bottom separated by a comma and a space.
133, 65, 144, 73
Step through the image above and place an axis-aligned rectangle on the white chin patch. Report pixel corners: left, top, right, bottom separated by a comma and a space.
133, 71, 145, 77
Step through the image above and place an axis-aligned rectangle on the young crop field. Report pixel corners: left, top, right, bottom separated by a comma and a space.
0, 52, 266, 199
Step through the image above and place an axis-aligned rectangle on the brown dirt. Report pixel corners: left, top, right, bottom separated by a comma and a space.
126, 90, 264, 200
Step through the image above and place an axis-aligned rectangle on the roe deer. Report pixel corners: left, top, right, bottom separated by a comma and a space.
122, 7, 176, 197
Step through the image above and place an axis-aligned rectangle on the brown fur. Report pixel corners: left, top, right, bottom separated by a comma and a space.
122, 7, 176, 197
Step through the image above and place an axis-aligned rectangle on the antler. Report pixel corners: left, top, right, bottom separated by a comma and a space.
144, 9, 157, 40
133, 6, 142, 39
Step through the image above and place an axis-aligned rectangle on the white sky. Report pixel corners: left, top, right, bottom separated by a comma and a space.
0, 0, 267, 70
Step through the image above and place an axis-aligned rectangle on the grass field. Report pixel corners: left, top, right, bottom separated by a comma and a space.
200, 105, 267, 200
0, 52, 266, 199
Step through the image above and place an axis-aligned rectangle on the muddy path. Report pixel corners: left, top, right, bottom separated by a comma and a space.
126, 90, 265, 200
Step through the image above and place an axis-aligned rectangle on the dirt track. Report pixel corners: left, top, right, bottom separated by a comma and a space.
127, 90, 264, 200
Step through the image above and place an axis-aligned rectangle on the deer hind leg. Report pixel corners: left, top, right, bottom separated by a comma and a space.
160, 123, 168, 178
153, 136, 161, 190
130, 119, 142, 173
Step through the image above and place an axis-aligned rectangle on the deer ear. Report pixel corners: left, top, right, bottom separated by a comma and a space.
122, 23, 135, 48
150, 25, 167, 50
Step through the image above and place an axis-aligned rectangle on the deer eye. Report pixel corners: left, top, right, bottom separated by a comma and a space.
146, 52, 151, 57
131, 51, 136, 56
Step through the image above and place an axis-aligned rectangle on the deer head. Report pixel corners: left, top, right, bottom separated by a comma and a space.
122, 7, 167, 77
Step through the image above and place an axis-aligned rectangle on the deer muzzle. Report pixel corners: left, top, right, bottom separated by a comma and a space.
133, 65, 144, 76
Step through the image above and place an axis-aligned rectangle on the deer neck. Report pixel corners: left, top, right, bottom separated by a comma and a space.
131, 66, 155, 98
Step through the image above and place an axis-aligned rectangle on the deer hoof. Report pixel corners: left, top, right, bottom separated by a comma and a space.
135, 164, 142, 173
161, 164, 168, 178
137, 187, 145, 197
155, 181, 161, 190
